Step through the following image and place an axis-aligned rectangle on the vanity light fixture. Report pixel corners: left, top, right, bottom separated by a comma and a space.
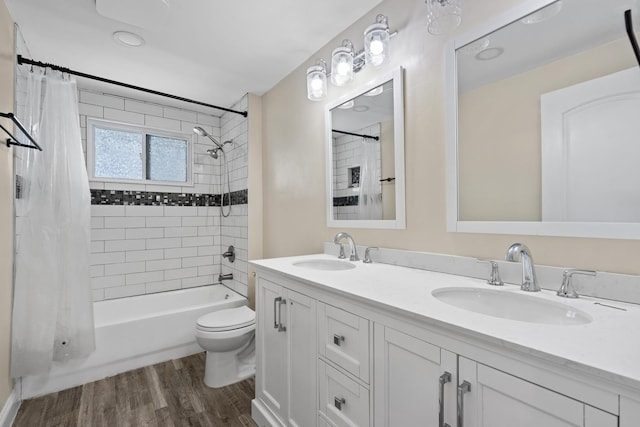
425, 0, 462, 35
305, 15, 397, 101
331, 40, 355, 86
306, 59, 328, 101
364, 14, 390, 67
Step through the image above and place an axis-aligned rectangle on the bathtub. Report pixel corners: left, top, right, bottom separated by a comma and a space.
21, 284, 246, 398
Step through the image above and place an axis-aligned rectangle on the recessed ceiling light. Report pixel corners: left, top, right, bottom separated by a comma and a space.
338, 100, 355, 109
353, 105, 370, 112
521, 1, 563, 25
459, 37, 490, 55
112, 31, 145, 47
475, 47, 504, 61
364, 86, 384, 96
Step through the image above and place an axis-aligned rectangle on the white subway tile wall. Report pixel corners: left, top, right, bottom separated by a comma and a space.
14, 66, 250, 301
332, 123, 382, 220
219, 97, 249, 297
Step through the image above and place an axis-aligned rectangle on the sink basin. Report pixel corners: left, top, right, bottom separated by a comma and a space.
292, 259, 356, 271
432, 287, 592, 325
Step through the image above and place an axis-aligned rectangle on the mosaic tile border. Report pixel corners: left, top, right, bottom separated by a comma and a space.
333, 196, 359, 207
91, 189, 248, 206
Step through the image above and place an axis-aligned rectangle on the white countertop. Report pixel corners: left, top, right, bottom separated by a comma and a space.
252, 253, 640, 392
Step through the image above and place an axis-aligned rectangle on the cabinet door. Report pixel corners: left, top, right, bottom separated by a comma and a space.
256, 279, 288, 423
458, 358, 617, 427
287, 289, 317, 427
373, 324, 457, 427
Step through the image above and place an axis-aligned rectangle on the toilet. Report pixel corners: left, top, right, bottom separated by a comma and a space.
195, 305, 256, 388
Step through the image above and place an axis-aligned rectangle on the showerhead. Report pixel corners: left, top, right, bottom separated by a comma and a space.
206, 148, 219, 159
193, 126, 223, 149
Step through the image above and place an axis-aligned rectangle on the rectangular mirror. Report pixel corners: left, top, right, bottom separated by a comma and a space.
446, 0, 640, 239
326, 67, 405, 229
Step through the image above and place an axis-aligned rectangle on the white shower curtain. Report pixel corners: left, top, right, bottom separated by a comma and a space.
12, 70, 95, 377
358, 140, 382, 220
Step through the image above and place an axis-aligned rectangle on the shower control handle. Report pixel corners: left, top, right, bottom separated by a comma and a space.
222, 245, 235, 263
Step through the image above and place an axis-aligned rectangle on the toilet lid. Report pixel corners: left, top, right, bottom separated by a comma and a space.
196, 306, 255, 332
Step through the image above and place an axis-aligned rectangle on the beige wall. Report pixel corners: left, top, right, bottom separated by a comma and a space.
247, 93, 263, 309
261, 0, 640, 276
0, 0, 15, 406
459, 37, 634, 221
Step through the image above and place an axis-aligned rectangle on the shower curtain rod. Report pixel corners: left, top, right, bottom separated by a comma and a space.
17, 55, 248, 118
332, 129, 379, 141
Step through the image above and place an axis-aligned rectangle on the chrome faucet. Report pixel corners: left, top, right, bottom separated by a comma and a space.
505, 243, 539, 292
333, 232, 360, 261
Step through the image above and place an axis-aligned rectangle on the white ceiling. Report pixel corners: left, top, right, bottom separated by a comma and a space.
5, 0, 384, 114
457, 0, 640, 93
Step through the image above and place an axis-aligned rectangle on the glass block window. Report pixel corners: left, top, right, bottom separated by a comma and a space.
88, 119, 192, 185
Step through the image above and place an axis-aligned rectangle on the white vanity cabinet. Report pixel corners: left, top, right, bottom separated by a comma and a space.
317, 303, 371, 426
458, 358, 617, 427
253, 277, 317, 427
373, 324, 457, 426
373, 324, 618, 427
251, 261, 639, 427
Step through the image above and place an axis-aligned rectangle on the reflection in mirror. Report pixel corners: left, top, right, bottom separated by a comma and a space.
326, 67, 405, 229
447, 0, 640, 238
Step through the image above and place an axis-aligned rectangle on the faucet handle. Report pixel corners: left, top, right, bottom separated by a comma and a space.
363, 247, 378, 263
336, 243, 346, 259
477, 259, 504, 286
557, 269, 596, 298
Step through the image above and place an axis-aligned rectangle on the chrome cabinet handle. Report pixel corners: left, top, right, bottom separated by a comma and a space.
334, 397, 346, 411
333, 334, 345, 346
277, 298, 287, 332
439, 372, 452, 427
273, 297, 281, 329
457, 381, 471, 427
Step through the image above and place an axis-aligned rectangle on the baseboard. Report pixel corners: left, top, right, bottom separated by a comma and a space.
0, 389, 21, 427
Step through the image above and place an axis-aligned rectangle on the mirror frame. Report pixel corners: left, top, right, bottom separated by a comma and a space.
445, 0, 640, 240
326, 66, 406, 229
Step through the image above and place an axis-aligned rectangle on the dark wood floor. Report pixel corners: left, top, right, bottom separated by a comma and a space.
13, 352, 257, 427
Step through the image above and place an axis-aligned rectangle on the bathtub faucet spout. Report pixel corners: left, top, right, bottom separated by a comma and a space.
218, 273, 233, 282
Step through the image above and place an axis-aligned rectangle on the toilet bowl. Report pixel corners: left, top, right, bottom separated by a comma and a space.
195, 305, 256, 388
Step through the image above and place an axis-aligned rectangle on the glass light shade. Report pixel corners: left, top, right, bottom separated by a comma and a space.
306, 63, 327, 101
364, 16, 389, 67
331, 46, 354, 86
426, 0, 462, 35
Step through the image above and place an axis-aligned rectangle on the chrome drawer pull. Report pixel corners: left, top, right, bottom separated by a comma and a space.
273, 297, 281, 329
439, 371, 452, 427
278, 298, 287, 332
334, 397, 346, 411
457, 381, 471, 427
333, 334, 345, 346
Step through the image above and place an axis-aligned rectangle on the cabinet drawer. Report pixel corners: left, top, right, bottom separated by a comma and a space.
319, 303, 370, 382
319, 361, 370, 427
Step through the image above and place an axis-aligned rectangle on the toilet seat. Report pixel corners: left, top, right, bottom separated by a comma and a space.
196, 306, 255, 332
